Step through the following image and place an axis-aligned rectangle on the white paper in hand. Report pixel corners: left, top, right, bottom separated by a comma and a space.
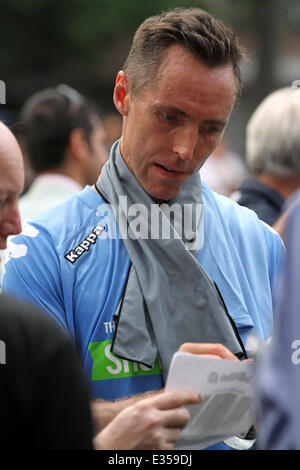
165, 352, 255, 449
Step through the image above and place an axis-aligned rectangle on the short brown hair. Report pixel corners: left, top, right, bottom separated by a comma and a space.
123, 7, 244, 101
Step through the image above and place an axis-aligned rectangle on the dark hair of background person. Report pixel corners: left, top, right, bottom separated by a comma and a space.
18, 85, 101, 173
123, 7, 244, 102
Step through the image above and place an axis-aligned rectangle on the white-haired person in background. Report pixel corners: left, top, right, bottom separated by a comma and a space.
232, 87, 300, 226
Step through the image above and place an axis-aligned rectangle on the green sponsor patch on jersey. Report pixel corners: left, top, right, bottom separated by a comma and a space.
88, 340, 162, 381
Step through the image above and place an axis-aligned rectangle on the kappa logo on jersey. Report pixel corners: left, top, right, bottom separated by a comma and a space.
64, 224, 105, 264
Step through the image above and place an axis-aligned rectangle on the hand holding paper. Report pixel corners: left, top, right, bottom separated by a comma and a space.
165, 350, 255, 449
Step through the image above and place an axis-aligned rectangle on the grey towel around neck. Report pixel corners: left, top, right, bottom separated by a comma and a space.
96, 141, 244, 381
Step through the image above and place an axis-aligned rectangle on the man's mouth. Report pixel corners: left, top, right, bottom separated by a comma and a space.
160, 164, 175, 172
155, 163, 187, 175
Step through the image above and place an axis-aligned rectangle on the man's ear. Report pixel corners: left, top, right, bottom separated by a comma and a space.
113, 71, 130, 116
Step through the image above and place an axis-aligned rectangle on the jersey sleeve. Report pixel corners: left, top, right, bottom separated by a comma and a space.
2, 222, 69, 334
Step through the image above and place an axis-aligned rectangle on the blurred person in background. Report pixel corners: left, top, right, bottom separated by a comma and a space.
0, 84, 109, 272
200, 138, 247, 197
17, 84, 109, 220
232, 88, 300, 226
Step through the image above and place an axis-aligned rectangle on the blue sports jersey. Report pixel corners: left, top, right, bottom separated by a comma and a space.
2, 182, 285, 450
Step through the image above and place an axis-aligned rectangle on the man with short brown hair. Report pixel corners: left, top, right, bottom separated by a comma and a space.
3, 8, 284, 450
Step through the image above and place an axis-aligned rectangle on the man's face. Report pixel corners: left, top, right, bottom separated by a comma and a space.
84, 116, 109, 185
0, 125, 24, 249
116, 45, 237, 201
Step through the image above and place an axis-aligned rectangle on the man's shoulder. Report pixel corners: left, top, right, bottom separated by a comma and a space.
2, 186, 109, 280
16, 186, 105, 246
202, 181, 258, 222
202, 181, 282, 244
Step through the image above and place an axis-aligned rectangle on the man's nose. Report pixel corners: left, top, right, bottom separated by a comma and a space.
172, 126, 198, 161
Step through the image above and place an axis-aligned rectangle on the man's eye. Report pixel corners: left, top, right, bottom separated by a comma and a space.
206, 126, 219, 133
163, 114, 177, 122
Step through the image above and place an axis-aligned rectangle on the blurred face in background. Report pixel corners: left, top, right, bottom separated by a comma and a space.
0, 123, 24, 249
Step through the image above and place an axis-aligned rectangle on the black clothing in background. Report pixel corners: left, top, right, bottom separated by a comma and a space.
0, 294, 93, 449
234, 177, 284, 226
